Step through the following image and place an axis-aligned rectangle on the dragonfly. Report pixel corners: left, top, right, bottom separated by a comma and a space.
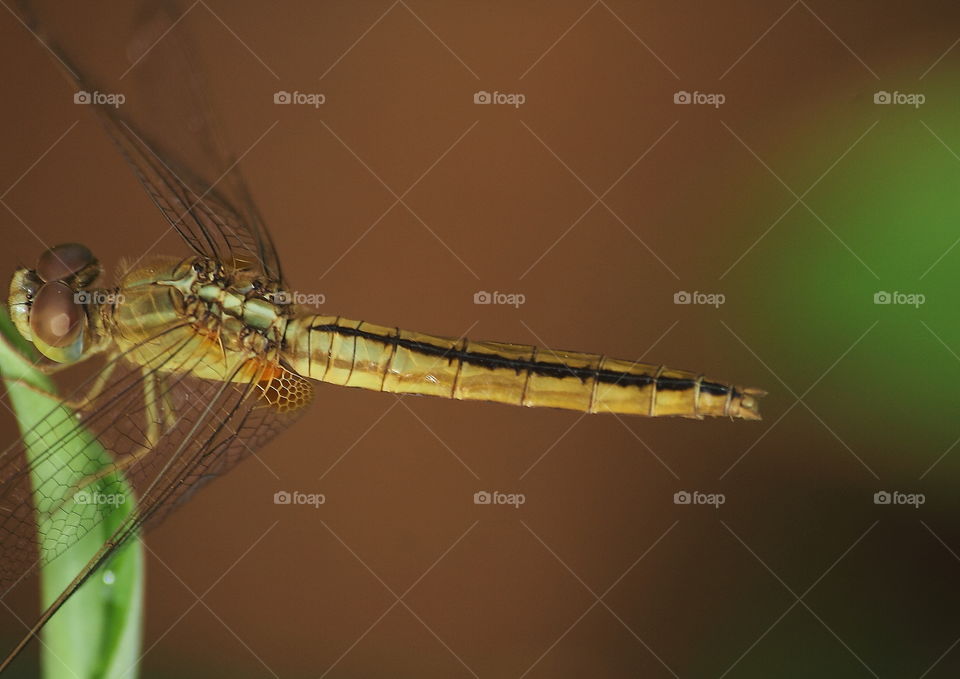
0, 0, 764, 671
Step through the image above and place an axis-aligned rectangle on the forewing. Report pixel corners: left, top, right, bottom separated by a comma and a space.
17, 0, 284, 280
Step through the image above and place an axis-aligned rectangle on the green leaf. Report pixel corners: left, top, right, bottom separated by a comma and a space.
0, 309, 143, 679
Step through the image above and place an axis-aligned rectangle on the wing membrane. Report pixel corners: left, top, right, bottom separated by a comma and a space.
0, 327, 311, 595
0, 0, 306, 664
17, 0, 284, 280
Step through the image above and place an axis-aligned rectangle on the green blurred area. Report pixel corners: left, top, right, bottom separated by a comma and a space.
734, 78, 960, 483
705, 75, 960, 678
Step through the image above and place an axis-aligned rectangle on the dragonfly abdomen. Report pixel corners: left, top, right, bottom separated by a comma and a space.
283, 316, 762, 419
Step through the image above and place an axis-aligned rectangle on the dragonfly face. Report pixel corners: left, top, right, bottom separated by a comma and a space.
8, 243, 105, 364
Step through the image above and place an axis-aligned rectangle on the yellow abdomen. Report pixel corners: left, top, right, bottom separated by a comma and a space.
283, 316, 763, 419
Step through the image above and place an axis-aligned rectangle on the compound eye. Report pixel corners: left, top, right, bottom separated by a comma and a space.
29, 282, 84, 347
36, 243, 95, 283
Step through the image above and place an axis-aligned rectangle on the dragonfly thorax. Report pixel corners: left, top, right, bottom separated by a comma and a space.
142, 255, 290, 361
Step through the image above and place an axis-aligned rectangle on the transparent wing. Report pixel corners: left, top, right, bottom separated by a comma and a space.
144, 366, 313, 529
17, 0, 284, 281
0, 329, 312, 595
0, 0, 307, 660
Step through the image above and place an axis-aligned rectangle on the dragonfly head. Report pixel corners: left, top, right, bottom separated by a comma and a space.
7, 243, 103, 363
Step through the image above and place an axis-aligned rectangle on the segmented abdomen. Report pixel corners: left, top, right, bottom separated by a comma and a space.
282, 316, 763, 420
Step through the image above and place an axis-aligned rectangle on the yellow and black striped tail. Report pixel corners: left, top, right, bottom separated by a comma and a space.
283, 316, 764, 420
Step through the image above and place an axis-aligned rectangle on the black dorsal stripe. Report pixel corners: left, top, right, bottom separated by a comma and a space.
310, 323, 734, 397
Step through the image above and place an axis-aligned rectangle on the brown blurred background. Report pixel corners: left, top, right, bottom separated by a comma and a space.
3, 1, 960, 677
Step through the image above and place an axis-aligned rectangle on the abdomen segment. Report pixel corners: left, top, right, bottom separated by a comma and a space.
283, 316, 763, 419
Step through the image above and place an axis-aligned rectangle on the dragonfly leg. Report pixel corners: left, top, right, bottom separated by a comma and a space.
142, 368, 171, 449
0, 378, 56, 401
2, 358, 118, 412
142, 369, 180, 445
143, 367, 160, 449
36, 362, 73, 375
45, 367, 167, 517
62, 357, 120, 411
159, 374, 180, 434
